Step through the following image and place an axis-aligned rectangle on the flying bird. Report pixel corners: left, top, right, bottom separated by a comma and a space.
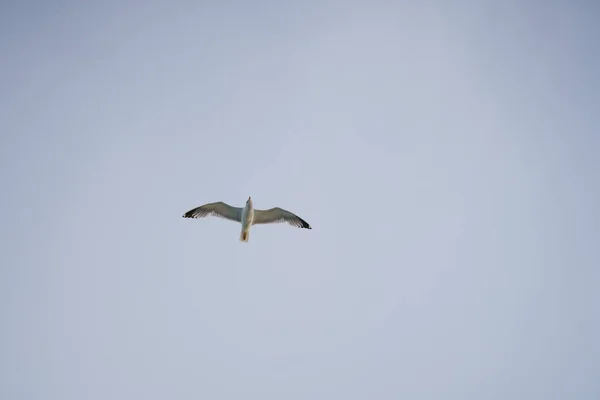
182, 197, 311, 242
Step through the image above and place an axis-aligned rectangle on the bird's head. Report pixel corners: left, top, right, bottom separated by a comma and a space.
247, 196, 252, 204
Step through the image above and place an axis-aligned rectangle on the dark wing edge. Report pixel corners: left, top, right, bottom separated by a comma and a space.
253, 207, 312, 229
182, 201, 242, 222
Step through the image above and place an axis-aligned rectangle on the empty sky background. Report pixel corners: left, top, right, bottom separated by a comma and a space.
1, 1, 599, 399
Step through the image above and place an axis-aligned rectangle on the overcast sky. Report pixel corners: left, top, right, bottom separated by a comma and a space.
1, 1, 599, 399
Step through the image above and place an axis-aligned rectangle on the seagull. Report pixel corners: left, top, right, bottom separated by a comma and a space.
182, 197, 311, 242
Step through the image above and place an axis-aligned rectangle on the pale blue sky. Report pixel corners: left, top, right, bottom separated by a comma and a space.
1, 1, 599, 399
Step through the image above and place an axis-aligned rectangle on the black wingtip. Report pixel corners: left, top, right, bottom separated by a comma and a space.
298, 216, 312, 229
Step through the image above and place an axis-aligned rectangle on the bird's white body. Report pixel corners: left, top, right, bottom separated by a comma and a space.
240, 198, 254, 242
182, 196, 311, 242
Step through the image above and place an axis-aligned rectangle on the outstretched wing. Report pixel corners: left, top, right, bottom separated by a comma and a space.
182, 201, 242, 223
252, 207, 311, 229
